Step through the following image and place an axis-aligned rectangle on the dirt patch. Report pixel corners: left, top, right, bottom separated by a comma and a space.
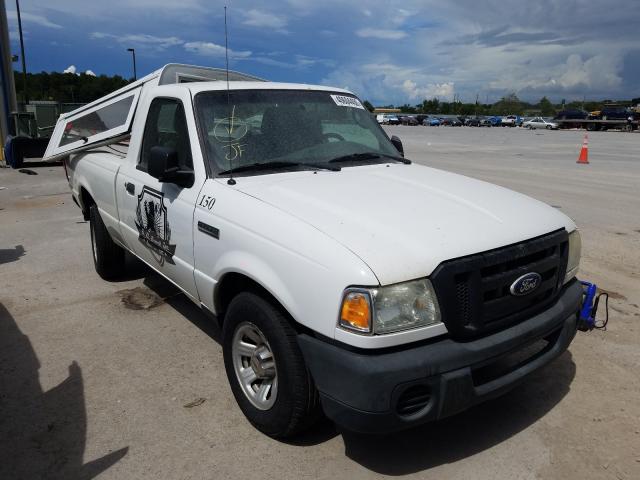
13, 193, 68, 210
116, 287, 166, 310
183, 398, 206, 409
599, 289, 627, 301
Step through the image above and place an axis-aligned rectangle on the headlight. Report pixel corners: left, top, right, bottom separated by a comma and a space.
339, 279, 442, 335
564, 229, 581, 283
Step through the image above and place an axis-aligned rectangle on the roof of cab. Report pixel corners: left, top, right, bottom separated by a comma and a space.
184, 81, 354, 96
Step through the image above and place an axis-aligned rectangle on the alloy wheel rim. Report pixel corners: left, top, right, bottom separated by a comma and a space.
231, 322, 278, 410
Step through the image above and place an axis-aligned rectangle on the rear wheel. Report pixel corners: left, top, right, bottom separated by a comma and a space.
89, 204, 125, 280
222, 292, 321, 438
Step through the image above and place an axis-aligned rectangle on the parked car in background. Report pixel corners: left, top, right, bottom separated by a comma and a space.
399, 115, 419, 126
385, 114, 400, 125
376, 114, 385, 124
416, 114, 429, 124
523, 117, 559, 130
425, 117, 441, 126
554, 110, 588, 120
441, 118, 462, 127
479, 118, 493, 127
501, 115, 522, 127
465, 117, 482, 127
597, 106, 632, 121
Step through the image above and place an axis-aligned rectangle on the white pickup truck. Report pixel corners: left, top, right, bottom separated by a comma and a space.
45, 64, 583, 438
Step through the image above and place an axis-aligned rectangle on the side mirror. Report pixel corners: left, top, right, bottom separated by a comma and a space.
390, 135, 404, 156
148, 146, 194, 187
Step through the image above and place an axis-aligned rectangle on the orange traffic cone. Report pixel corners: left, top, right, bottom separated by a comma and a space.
577, 133, 589, 164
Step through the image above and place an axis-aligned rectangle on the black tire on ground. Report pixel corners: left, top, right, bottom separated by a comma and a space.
89, 204, 125, 280
222, 292, 321, 438
546, 125, 551, 130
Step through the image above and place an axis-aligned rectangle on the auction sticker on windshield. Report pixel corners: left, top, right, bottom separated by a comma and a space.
330, 94, 365, 110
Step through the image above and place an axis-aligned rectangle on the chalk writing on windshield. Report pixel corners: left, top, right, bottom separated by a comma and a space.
213, 105, 248, 162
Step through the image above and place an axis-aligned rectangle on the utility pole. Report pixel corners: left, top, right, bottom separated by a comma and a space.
1, 0, 19, 148
127, 48, 137, 81
15, 0, 28, 107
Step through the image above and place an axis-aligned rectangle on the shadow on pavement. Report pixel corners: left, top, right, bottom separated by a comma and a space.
0, 245, 26, 265
340, 351, 576, 475
0, 303, 128, 479
20, 160, 64, 168
143, 273, 223, 345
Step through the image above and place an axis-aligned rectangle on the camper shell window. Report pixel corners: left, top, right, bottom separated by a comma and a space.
59, 95, 135, 147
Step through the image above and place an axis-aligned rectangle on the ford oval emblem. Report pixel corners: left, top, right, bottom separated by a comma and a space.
510, 272, 542, 296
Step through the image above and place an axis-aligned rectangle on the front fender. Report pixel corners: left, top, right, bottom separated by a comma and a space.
212, 250, 300, 323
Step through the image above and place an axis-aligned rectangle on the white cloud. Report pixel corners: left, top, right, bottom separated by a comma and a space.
356, 28, 407, 40
90, 32, 183, 50
487, 53, 623, 94
183, 41, 252, 59
322, 62, 456, 103
402, 79, 455, 100
63, 65, 77, 74
85, 70, 97, 77
6, 10, 62, 29
242, 10, 288, 33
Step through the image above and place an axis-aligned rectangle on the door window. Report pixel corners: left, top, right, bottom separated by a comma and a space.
139, 98, 193, 173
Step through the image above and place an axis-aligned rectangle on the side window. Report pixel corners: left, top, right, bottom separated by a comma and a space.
139, 98, 193, 172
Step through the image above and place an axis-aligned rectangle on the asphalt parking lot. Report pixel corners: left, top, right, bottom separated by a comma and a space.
1, 127, 639, 480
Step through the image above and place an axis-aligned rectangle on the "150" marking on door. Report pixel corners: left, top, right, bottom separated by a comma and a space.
198, 194, 216, 210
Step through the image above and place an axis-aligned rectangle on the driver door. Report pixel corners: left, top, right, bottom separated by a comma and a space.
116, 92, 205, 301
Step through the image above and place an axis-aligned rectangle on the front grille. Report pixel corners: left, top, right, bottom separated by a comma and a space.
431, 230, 569, 340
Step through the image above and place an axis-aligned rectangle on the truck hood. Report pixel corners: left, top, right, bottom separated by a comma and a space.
233, 163, 574, 285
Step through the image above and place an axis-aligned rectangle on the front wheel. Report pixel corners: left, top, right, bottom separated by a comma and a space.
222, 292, 321, 438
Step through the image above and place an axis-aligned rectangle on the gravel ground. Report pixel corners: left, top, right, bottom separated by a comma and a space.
1, 126, 638, 479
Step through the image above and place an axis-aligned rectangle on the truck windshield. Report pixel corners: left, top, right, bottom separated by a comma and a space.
194, 89, 400, 176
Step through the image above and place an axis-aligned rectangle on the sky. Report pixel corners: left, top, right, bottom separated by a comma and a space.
6, 0, 640, 105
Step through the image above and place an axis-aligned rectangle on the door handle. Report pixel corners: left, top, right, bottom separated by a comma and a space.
125, 182, 135, 195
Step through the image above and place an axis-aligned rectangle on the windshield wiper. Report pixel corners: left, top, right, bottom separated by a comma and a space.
218, 161, 340, 176
328, 152, 411, 164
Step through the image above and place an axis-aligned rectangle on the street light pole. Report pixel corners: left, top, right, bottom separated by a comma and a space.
15, 0, 28, 106
127, 48, 137, 81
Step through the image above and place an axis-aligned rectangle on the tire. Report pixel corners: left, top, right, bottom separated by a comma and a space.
9, 142, 24, 169
89, 204, 125, 280
546, 125, 551, 130
222, 292, 321, 438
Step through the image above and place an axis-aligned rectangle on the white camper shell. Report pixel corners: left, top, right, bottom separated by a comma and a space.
44, 64, 264, 161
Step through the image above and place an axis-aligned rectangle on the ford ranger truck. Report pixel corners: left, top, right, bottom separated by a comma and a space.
44, 64, 583, 438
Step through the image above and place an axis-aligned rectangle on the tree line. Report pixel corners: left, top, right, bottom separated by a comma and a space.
13, 70, 131, 104
365, 93, 640, 116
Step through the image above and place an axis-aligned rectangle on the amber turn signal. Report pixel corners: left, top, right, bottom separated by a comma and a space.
339, 291, 371, 333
